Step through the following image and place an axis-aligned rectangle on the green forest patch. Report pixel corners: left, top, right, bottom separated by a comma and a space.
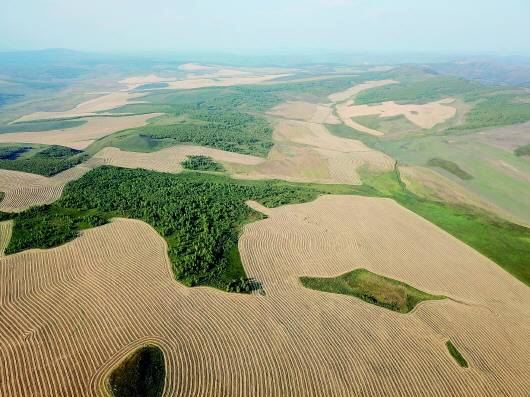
181, 155, 224, 172
300, 268, 445, 313
107, 345, 165, 397
0, 144, 88, 176
3, 167, 366, 291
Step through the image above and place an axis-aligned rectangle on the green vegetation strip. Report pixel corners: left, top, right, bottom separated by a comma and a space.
108, 345, 165, 397
514, 143, 530, 157
3, 167, 367, 291
0, 144, 88, 176
446, 341, 468, 368
0, 119, 86, 134
354, 76, 488, 105
427, 157, 473, 180
300, 268, 445, 313
181, 155, 224, 172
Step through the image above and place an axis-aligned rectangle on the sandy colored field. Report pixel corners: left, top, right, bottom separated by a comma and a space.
268, 101, 340, 124
336, 98, 457, 134
1, 196, 529, 396
178, 63, 214, 71
164, 74, 291, 90
0, 221, 12, 256
94, 145, 264, 173
119, 74, 177, 90
14, 92, 147, 123
0, 113, 161, 150
0, 159, 102, 212
328, 79, 398, 103
231, 119, 393, 185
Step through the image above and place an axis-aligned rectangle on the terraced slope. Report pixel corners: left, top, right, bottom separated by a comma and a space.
1, 195, 529, 396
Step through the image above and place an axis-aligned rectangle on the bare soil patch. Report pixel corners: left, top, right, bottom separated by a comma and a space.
14, 92, 148, 122
0, 114, 161, 150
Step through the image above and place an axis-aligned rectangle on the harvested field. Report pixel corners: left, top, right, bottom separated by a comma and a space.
336, 98, 457, 134
0, 114, 161, 150
1, 196, 529, 396
268, 101, 340, 124
14, 92, 148, 122
164, 74, 291, 90
229, 145, 333, 184
328, 79, 398, 103
0, 159, 102, 212
0, 220, 12, 256
119, 75, 176, 90
232, 118, 393, 185
178, 63, 214, 71
94, 145, 264, 173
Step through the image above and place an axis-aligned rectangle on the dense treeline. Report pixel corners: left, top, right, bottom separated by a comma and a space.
0, 144, 88, 176
5, 167, 333, 290
181, 155, 224, 172
96, 87, 279, 157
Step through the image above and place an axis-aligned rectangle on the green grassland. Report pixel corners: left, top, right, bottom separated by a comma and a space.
446, 341, 468, 368
0, 118, 86, 134
0, 144, 88, 176
181, 155, 224, 172
426, 158, 473, 180
381, 135, 530, 224
300, 268, 445, 313
107, 345, 165, 397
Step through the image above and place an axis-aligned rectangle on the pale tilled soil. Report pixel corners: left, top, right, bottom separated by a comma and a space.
1, 196, 529, 396
328, 79, 398, 103
94, 146, 264, 173
0, 114, 161, 149
0, 158, 103, 212
13, 92, 148, 122
336, 98, 457, 134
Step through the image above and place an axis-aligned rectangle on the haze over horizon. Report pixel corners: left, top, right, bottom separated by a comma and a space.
1, 0, 530, 56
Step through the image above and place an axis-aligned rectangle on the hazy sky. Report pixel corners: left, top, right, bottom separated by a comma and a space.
1, 0, 530, 55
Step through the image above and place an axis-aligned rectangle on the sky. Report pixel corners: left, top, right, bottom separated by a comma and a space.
1, 0, 530, 55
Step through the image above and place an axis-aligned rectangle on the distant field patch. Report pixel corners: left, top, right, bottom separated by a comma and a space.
300, 268, 445, 313
107, 345, 165, 397
427, 157, 473, 180
0, 119, 86, 134
354, 76, 488, 105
